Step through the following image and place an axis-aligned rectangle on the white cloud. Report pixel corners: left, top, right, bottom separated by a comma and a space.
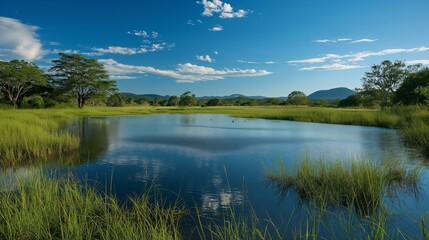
128, 30, 149, 38
314, 38, 377, 44
405, 60, 429, 66
48, 41, 61, 46
152, 31, 158, 38
198, 0, 248, 19
314, 39, 337, 43
209, 25, 223, 31
214, 51, 218, 55
99, 59, 271, 83
197, 19, 203, 23
265, 61, 278, 64
0, 17, 43, 60
110, 75, 139, 80
196, 54, 215, 63
350, 38, 378, 44
92, 46, 147, 55
299, 63, 365, 71
237, 60, 259, 64
187, 20, 195, 26
288, 47, 429, 64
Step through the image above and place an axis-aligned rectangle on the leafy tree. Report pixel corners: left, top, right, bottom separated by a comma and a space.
338, 95, 361, 108
167, 96, 179, 106
394, 68, 429, 105
287, 91, 308, 105
206, 98, 222, 106
0, 59, 47, 108
362, 60, 420, 107
49, 53, 117, 108
179, 91, 197, 106
21, 95, 45, 108
265, 98, 280, 105
107, 92, 123, 107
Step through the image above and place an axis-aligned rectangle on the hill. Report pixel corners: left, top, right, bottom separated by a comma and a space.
308, 87, 355, 100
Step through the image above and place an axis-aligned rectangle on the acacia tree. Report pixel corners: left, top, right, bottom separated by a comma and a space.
287, 91, 308, 105
49, 53, 117, 108
362, 60, 421, 107
0, 60, 47, 108
179, 91, 197, 106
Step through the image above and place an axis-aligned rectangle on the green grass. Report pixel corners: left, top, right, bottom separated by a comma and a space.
0, 110, 79, 167
265, 157, 422, 214
0, 172, 184, 240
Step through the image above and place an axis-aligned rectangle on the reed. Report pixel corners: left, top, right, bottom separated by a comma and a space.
0, 172, 184, 240
265, 157, 422, 214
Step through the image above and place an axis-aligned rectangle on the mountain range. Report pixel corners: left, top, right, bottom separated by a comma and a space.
120, 87, 356, 101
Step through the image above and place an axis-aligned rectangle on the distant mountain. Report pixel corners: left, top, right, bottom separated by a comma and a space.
120, 93, 169, 99
308, 87, 355, 100
198, 94, 267, 100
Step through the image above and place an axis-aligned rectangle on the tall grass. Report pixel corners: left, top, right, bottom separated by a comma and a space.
0, 172, 184, 240
265, 157, 422, 214
0, 110, 79, 166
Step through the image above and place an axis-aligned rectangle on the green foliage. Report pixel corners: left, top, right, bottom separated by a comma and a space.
49, 53, 117, 108
394, 68, 429, 105
167, 96, 179, 106
179, 91, 197, 106
206, 98, 222, 106
21, 95, 45, 109
338, 95, 361, 107
0, 59, 47, 108
362, 60, 421, 107
288, 91, 308, 105
107, 93, 123, 107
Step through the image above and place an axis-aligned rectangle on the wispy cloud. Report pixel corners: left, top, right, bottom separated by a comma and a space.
237, 60, 259, 64
265, 61, 279, 64
288, 47, 429, 64
99, 59, 272, 83
299, 63, 365, 71
314, 39, 337, 43
48, 41, 61, 46
0, 17, 43, 60
209, 25, 223, 31
91, 42, 174, 55
92, 46, 147, 55
405, 60, 429, 66
128, 30, 149, 38
314, 38, 378, 44
51, 49, 103, 56
198, 0, 249, 18
187, 19, 203, 26
196, 54, 215, 63
350, 38, 378, 44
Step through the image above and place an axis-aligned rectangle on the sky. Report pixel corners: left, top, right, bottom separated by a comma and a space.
0, 0, 428, 97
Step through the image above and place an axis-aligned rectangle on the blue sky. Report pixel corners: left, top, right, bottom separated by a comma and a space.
0, 0, 428, 97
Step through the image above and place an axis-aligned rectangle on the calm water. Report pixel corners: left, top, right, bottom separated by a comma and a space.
8, 114, 429, 237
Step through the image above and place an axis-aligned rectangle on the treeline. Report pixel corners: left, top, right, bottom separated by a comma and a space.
1, 55, 428, 109
0, 53, 117, 109
339, 60, 429, 108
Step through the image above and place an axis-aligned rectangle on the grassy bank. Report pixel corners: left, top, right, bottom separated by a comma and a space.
0, 110, 79, 167
0, 173, 183, 240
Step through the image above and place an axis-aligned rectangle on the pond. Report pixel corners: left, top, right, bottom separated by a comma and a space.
10, 114, 429, 238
